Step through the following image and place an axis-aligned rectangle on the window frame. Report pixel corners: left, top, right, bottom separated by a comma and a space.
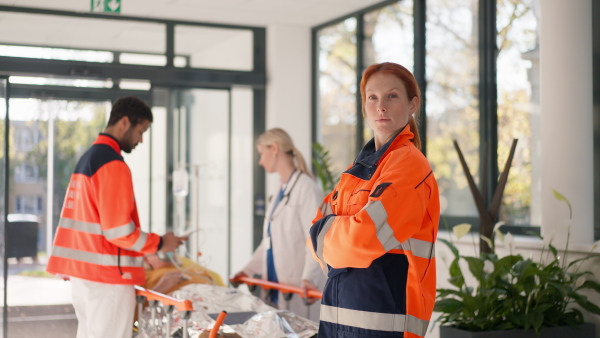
593, 0, 600, 239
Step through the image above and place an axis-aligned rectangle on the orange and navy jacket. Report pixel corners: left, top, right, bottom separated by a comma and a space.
46, 133, 161, 285
309, 125, 440, 338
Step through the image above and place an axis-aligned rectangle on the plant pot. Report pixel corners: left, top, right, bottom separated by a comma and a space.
439, 323, 595, 338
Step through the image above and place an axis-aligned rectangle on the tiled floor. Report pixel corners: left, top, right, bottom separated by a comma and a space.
4, 304, 77, 338
1, 260, 77, 338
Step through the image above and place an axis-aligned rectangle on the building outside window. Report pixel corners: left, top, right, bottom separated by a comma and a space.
15, 195, 43, 214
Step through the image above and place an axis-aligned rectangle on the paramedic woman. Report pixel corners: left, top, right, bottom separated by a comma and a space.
234, 128, 326, 322
309, 62, 440, 338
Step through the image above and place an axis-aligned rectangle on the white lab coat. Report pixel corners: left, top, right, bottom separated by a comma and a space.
243, 170, 326, 322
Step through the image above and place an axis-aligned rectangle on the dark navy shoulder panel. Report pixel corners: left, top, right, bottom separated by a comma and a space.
73, 144, 124, 177
345, 128, 404, 180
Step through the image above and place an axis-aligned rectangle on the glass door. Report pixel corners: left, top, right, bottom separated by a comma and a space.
170, 87, 255, 283
4, 97, 111, 337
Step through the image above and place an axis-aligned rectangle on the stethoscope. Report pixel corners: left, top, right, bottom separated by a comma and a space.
268, 171, 302, 218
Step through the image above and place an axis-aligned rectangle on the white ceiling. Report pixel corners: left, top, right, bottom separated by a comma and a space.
0, 0, 384, 27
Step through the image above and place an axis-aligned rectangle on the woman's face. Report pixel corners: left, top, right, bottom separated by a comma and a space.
364, 72, 418, 142
257, 144, 277, 173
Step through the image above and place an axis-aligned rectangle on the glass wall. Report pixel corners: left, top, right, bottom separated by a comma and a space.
7, 99, 109, 257
362, 0, 414, 144
426, 0, 479, 220
363, 1, 414, 69
316, 18, 358, 176
496, 0, 540, 226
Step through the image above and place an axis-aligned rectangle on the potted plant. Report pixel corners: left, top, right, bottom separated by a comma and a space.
434, 190, 600, 337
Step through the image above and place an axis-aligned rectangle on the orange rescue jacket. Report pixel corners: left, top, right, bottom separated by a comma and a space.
309, 125, 440, 338
46, 134, 160, 285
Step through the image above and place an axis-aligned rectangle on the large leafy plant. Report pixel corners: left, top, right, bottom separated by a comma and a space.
312, 142, 338, 194
434, 190, 600, 334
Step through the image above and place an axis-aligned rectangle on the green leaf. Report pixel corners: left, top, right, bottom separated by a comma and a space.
495, 229, 504, 242
530, 311, 544, 333
438, 238, 459, 258
464, 256, 485, 281
448, 275, 465, 288
453, 223, 472, 240
434, 298, 463, 313
551, 188, 572, 219
578, 280, 600, 293
449, 258, 462, 278
548, 243, 558, 258
575, 297, 600, 315
480, 234, 494, 251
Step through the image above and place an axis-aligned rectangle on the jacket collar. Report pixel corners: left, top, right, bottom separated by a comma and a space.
93, 133, 122, 153
355, 124, 414, 167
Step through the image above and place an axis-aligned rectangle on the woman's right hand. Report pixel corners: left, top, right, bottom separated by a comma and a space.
230, 271, 248, 287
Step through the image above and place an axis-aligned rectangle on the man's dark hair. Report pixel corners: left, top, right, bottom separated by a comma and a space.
107, 96, 153, 127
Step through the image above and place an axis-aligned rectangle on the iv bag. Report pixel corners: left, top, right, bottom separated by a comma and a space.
172, 168, 189, 197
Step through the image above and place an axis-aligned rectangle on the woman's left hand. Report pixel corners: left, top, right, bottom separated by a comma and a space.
301, 279, 319, 304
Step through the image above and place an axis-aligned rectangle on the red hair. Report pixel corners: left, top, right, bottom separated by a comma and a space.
359, 62, 422, 150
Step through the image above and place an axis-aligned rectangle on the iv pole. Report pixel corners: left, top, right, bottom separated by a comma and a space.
172, 164, 201, 263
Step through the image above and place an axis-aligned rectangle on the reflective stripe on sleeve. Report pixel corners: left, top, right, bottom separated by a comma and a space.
320, 304, 429, 337
392, 239, 436, 259
364, 201, 435, 259
58, 218, 102, 235
129, 231, 148, 252
103, 221, 136, 240
51, 246, 143, 268
316, 216, 336, 276
364, 200, 401, 251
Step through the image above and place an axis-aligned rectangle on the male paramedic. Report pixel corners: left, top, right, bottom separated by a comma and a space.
46, 95, 186, 338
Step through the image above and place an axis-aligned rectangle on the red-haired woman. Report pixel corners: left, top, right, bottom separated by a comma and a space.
309, 62, 440, 338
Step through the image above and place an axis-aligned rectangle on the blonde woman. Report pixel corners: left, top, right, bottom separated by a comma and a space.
234, 128, 325, 321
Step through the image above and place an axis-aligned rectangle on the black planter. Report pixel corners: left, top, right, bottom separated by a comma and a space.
439, 323, 595, 338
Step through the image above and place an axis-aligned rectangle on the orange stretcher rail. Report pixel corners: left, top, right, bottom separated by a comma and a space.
134, 285, 194, 312
230, 276, 323, 299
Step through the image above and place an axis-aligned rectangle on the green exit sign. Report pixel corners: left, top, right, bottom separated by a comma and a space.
91, 0, 121, 13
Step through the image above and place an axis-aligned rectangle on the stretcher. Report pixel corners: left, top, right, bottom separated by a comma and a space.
134, 276, 322, 338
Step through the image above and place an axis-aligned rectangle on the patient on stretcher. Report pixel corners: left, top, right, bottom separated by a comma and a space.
139, 253, 318, 338
143, 252, 225, 293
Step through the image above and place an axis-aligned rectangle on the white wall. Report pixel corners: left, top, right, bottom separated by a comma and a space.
265, 23, 313, 193
539, 0, 594, 247
230, 86, 255, 278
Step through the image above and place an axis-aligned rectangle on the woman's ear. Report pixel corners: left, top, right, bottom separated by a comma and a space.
271, 143, 280, 156
409, 96, 419, 115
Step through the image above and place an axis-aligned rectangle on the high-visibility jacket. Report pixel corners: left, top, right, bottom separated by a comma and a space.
309, 125, 440, 338
46, 133, 161, 285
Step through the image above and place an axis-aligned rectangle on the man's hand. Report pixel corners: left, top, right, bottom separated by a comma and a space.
301, 279, 319, 304
160, 232, 187, 253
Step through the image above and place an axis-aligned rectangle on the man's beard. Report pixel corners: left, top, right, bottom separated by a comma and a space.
121, 128, 135, 153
